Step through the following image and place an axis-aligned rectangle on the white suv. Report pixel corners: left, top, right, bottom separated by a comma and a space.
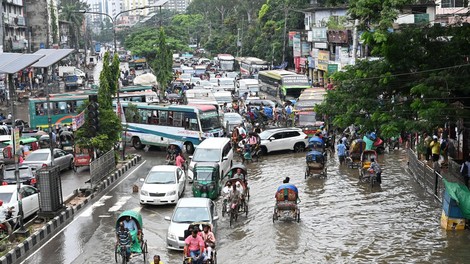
259, 128, 308, 154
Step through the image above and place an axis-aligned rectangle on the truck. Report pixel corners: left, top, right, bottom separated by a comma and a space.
58, 66, 86, 79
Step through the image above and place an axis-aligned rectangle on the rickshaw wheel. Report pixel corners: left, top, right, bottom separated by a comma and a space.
114, 244, 118, 263
70, 160, 77, 172
296, 212, 301, 222
142, 240, 148, 263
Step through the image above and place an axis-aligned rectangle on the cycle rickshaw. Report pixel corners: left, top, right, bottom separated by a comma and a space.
115, 210, 148, 263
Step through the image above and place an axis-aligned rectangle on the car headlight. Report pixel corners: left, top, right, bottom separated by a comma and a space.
140, 190, 149, 196
167, 232, 177, 241
167, 190, 176, 196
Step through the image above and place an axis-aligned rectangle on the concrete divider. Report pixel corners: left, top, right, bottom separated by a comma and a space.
0, 154, 142, 264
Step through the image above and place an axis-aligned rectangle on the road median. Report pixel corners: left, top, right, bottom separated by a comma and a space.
0, 154, 142, 264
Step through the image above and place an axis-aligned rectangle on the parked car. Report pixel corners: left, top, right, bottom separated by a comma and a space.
22, 148, 74, 171
188, 138, 233, 182
0, 185, 39, 222
139, 165, 186, 205
259, 128, 308, 154
165, 198, 218, 250
1, 165, 36, 187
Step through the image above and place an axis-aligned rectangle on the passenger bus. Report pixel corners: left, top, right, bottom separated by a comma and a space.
217, 54, 235, 71
294, 88, 327, 136
258, 70, 310, 99
29, 90, 159, 129
120, 102, 224, 153
238, 57, 269, 77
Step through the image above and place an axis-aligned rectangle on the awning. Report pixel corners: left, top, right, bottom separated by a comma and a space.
0, 53, 44, 74
31, 49, 75, 68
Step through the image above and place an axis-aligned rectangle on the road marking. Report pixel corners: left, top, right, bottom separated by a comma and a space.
108, 196, 132, 212
20, 160, 147, 264
79, 195, 112, 217
98, 215, 112, 218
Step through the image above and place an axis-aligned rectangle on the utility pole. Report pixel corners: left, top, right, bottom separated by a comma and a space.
236, 28, 240, 57
282, 7, 288, 63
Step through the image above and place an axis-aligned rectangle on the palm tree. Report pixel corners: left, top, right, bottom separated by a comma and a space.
59, 0, 89, 49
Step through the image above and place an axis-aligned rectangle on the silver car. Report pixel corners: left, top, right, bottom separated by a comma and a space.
165, 198, 218, 251
22, 148, 75, 171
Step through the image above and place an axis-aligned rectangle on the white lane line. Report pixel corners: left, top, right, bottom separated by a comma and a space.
108, 196, 132, 212
98, 215, 112, 218
21, 160, 147, 264
79, 195, 112, 217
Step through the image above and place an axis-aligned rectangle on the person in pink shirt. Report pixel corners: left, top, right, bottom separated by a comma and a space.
184, 229, 205, 264
175, 152, 186, 169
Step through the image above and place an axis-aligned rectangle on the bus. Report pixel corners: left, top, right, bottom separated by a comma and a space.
217, 54, 235, 71
238, 57, 269, 77
120, 102, 224, 153
29, 90, 159, 129
258, 70, 310, 99
90, 85, 155, 93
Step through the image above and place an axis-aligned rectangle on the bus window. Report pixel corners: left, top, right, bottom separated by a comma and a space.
184, 112, 198, 131
35, 103, 45, 115
159, 110, 168, 125
58, 102, 67, 114
173, 112, 183, 127
150, 110, 159, 124
138, 109, 149, 123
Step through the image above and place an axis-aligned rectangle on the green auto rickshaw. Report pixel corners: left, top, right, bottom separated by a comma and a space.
192, 162, 222, 199
115, 210, 148, 263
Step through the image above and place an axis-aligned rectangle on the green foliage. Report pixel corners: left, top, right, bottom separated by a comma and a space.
50, 3, 58, 44
152, 28, 173, 90
58, 0, 88, 49
76, 51, 121, 154
316, 24, 470, 137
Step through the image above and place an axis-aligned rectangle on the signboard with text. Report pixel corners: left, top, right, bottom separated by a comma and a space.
311, 27, 327, 42
317, 50, 330, 71
14, 128, 20, 154
72, 110, 85, 131
293, 33, 301, 57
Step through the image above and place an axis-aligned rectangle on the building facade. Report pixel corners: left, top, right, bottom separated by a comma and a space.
24, 0, 58, 52
2, 0, 28, 52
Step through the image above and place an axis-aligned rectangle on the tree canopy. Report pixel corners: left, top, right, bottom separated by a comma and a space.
316, 24, 470, 138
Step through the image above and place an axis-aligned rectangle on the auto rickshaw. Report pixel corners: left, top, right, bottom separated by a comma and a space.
59, 131, 74, 154
192, 162, 221, 199
166, 141, 184, 166
115, 210, 148, 263
74, 146, 92, 168
3, 137, 39, 161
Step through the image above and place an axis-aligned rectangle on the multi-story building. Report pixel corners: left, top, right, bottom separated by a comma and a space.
24, 0, 58, 51
1, 0, 28, 52
155, 0, 189, 13
435, 0, 469, 24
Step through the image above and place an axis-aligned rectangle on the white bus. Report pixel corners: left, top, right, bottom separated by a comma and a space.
238, 57, 270, 77
217, 54, 235, 71
120, 102, 224, 153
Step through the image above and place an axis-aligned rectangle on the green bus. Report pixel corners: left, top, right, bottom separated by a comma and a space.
258, 70, 310, 99
89, 85, 155, 93
28, 90, 158, 129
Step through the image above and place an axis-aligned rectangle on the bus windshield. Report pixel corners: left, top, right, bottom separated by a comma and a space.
200, 111, 221, 131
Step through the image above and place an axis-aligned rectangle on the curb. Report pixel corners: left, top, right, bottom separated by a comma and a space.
0, 155, 142, 264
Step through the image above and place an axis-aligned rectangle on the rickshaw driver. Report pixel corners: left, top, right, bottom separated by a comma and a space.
229, 184, 241, 211
166, 144, 180, 161
232, 168, 245, 180
368, 158, 382, 184
116, 222, 132, 262
184, 229, 205, 264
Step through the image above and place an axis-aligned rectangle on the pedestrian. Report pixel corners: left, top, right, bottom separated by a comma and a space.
150, 255, 164, 264
337, 140, 347, 165
460, 155, 470, 188
430, 135, 440, 171
423, 133, 432, 162
7, 112, 12, 120
440, 133, 449, 167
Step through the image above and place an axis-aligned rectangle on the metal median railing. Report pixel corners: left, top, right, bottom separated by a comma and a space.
90, 150, 116, 188
407, 149, 445, 202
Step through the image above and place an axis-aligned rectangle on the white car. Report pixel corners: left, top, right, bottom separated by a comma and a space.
165, 198, 218, 250
188, 138, 233, 182
139, 165, 186, 205
0, 185, 40, 222
259, 128, 309, 154
22, 148, 75, 171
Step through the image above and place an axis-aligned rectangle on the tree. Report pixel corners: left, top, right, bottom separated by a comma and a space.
75, 51, 122, 155
59, 0, 89, 49
316, 24, 470, 138
152, 28, 173, 91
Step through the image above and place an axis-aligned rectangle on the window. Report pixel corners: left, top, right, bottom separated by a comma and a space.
222, 142, 231, 157
272, 133, 283, 140
441, 0, 468, 7
138, 108, 149, 123
159, 110, 168, 125
173, 112, 183, 127
184, 112, 199, 131
284, 131, 300, 138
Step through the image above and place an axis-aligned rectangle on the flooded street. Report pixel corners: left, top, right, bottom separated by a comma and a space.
22, 149, 470, 264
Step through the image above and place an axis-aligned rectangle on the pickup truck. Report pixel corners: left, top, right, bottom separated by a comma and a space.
65, 75, 80, 90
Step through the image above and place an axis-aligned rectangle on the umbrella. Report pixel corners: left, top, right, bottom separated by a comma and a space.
35, 131, 48, 136
133, 73, 158, 86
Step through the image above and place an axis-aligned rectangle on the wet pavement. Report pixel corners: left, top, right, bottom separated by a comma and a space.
19, 147, 470, 264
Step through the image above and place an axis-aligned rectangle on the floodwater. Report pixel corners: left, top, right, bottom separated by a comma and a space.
23, 149, 470, 264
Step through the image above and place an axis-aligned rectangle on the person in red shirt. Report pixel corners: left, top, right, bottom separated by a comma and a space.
184, 229, 205, 264
175, 152, 186, 170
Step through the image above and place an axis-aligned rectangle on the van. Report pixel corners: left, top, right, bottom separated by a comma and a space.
187, 138, 233, 182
